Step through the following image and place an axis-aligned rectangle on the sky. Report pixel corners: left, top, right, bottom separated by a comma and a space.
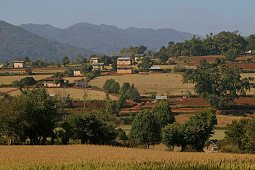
0, 0, 255, 36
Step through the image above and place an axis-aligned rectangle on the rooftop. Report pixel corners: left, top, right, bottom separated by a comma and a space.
117, 57, 131, 61
13, 61, 25, 63
150, 67, 162, 70
73, 67, 81, 71
92, 63, 104, 66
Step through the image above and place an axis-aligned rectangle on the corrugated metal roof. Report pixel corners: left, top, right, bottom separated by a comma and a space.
150, 67, 162, 70
117, 57, 131, 60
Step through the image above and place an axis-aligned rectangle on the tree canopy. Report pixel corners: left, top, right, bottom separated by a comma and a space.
183, 64, 251, 109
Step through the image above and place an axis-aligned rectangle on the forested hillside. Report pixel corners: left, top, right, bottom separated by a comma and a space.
0, 21, 92, 61
20, 23, 198, 55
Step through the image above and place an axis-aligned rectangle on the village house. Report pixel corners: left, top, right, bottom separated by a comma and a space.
92, 63, 104, 70
150, 66, 163, 73
0, 63, 4, 68
90, 57, 99, 64
13, 61, 25, 68
204, 140, 218, 152
73, 67, 83, 76
117, 57, 132, 74
44, 77, 64, 87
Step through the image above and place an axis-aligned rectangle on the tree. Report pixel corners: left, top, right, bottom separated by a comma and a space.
224, 49, 239, 61
80, 64, 92, 75
162, 109, 217, 152
103, 79, 120, 94
25, 68, 33, 75
65, 67, 74, 77
0, 88, 59, 145
62, 56, 70, 66
183, 65, 251, 109
162, 122, 183, 150
225, 118, 251, 151
14, 77, 37, 88
129, 110, 161, 148
71, 113, 117, 144
151, 101, 175, 128
137, 56, 152, 72
119, 82, 130, 97
126, 84, 140, 101
247, 34, 255, 53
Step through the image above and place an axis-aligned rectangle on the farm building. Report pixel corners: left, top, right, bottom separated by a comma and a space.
92, 63, 104, 70
44, 77, 64, 87
90, 58, 99, 64
117, 57, 132, 74
150, 67, 163, 73
204, 140, 218, 152
73, 67, 83, 76
0, 63, 4, 68
13, 61, 25, 68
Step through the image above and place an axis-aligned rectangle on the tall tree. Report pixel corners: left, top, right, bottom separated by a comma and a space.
62, 56, 70, 66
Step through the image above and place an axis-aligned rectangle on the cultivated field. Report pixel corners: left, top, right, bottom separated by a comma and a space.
0, 75, 53, 85
1, 145, 255, 169
0, 67, 67, 74
90, 73, 195, 95
46, 88, 117, 100
89, 73, 255, 96
0, 87, 117, 100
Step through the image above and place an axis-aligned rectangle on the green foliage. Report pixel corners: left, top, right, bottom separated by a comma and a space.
62, 56, 70, 66
105, 100, 120, 115
162, 109, 217, 152
65, 67, 74, 77
0, 88, 58, 145
129, 110, 161, 148
80, 63, 92, 74
137, 56, 152, 72
25, 68, 33, 75
125, 84, 140, 101
183, 65, 251, 109
12, 77, 37, 88
117, 128, 128, 140
156, 31, 248, 59
151, 101, 175, 128
103, 79, 120, 94
224, 49, 239, 61
71, 113, 117, 144
225, 118, 255, 153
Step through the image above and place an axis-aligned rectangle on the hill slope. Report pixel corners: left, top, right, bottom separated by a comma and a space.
20, 23, 198, 55
0, 21, 92, 61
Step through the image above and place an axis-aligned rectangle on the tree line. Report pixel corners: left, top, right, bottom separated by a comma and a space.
155, 31, 255, 63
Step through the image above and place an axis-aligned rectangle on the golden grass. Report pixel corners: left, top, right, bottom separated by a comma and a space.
46, 88, 117, 100
1, 145, 255, 168
0, 75, 53, 85
90, 73, 255, 96
89, 73, 195, 95
175, 113, 245, 127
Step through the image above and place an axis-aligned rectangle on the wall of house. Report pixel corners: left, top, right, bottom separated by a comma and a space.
117, 60, 131, 65
117, 68, 132, 74
92, 65, 104, 70
14, 63, 24, 68
44, 83, 61, 87
74, 71, 83, 76
90, 59, 98, 63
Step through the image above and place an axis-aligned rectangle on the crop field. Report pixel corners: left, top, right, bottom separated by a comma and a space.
1, 145, 255, 169
0, 75, 53, 85
46, 88, 117, 100
0, 67, 67, 74
89, 73, 195, 95
89, 73, 255, 96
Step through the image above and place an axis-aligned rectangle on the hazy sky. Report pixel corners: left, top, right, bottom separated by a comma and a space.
0, 0, 254, 36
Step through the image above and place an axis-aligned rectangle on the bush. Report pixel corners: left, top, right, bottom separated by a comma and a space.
103, 79, 120, 94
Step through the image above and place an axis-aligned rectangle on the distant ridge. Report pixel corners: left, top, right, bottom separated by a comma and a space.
20, 23, 199, 55
0, 21, 93, 62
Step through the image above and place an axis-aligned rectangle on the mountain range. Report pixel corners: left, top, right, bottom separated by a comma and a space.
20, 23, 198, 55
0, 21, 92, 62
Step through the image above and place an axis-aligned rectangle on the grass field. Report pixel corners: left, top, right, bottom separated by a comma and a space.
1, 145, 255, 169
89, 73, 195, 96
46, 88, 117, 100
0, 75, 53, 85
89, 73, 255, 96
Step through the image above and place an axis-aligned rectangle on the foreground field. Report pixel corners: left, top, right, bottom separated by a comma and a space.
1, 145, 255, 169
